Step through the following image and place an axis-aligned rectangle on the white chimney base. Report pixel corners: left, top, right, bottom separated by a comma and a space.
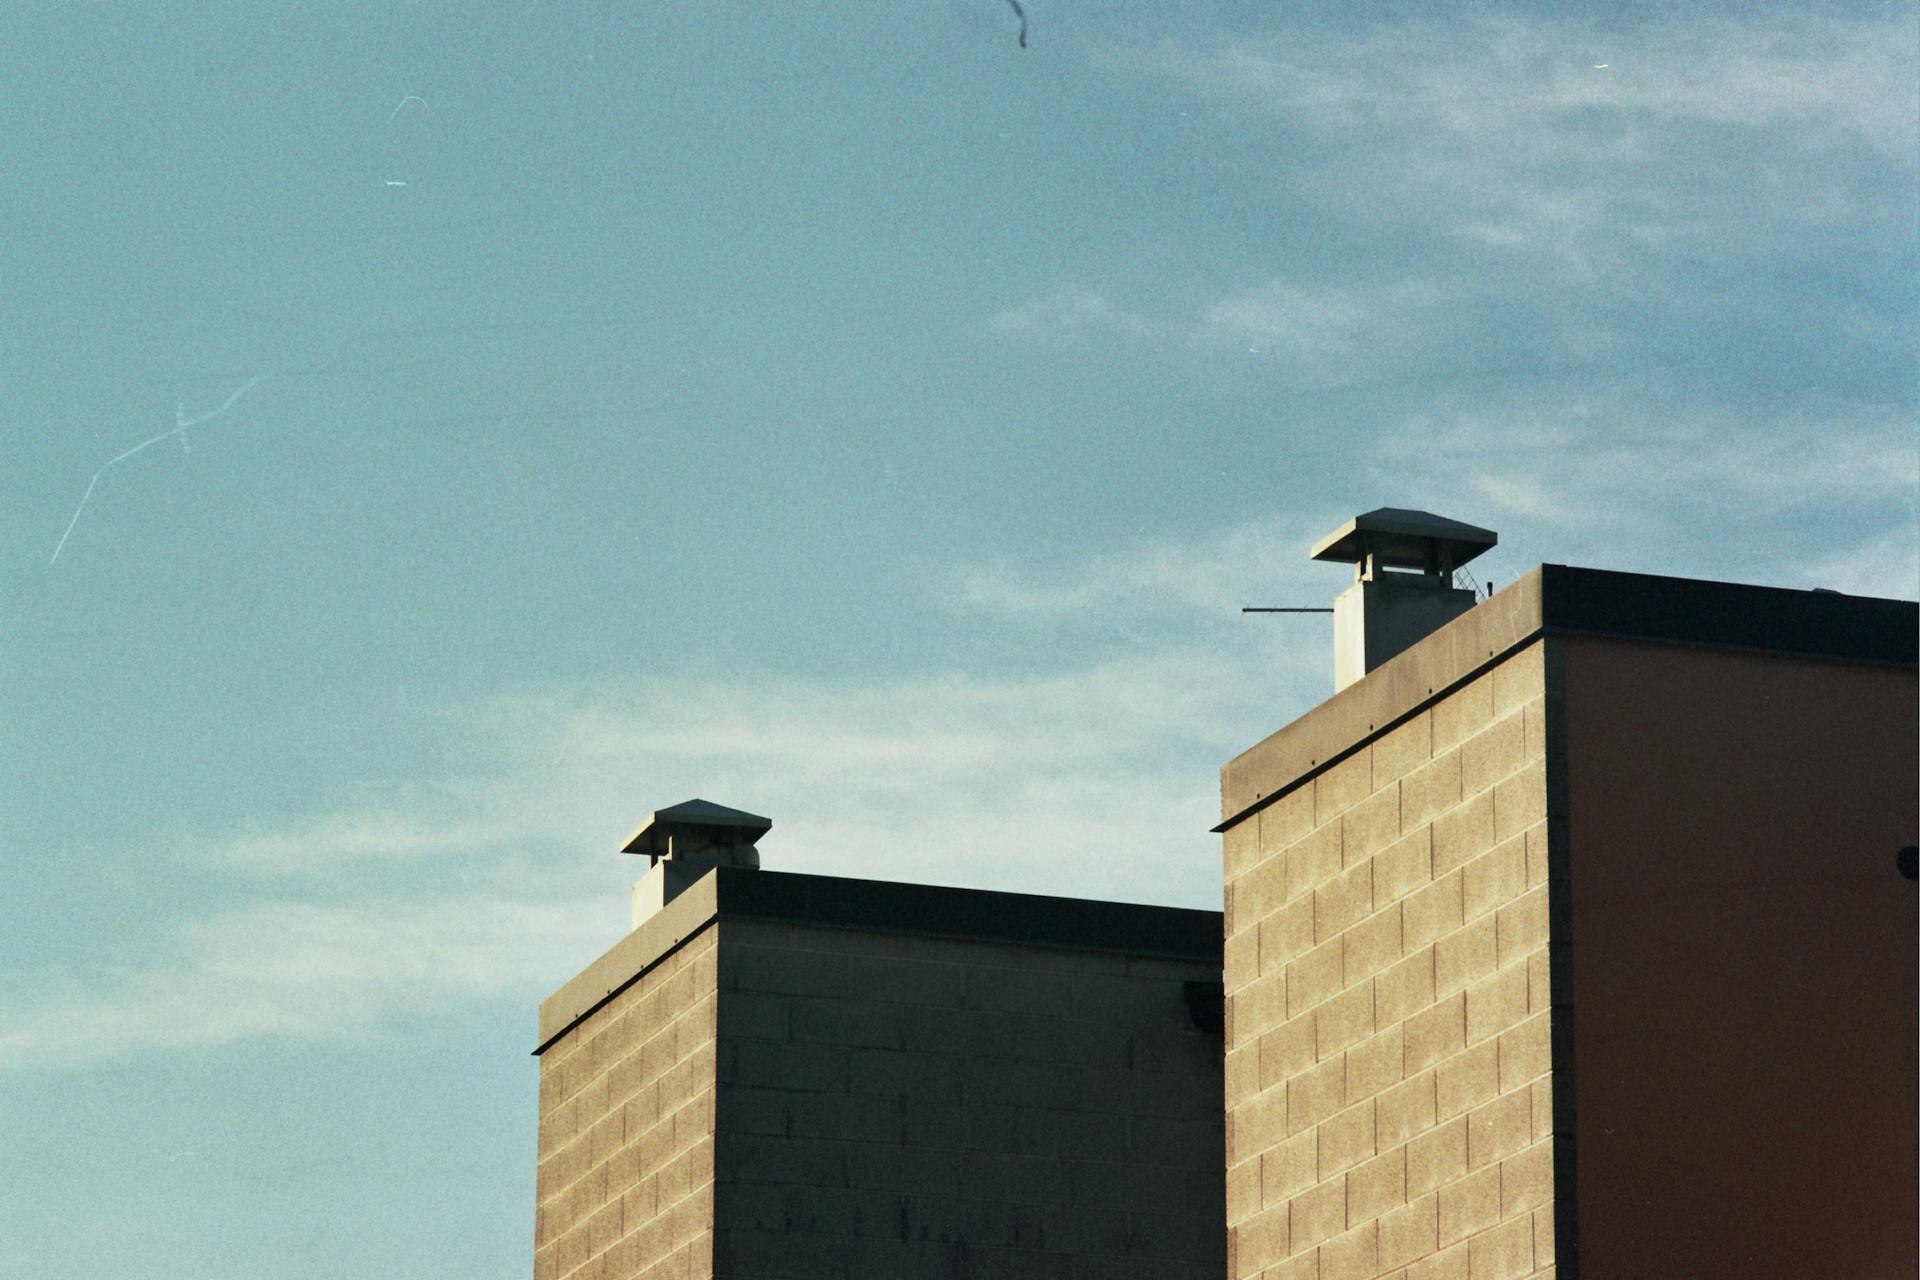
632, 855, 729, 928
1333, 575, 1479, 692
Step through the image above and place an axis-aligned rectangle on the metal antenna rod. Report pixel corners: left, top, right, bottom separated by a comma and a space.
1242, 607, 1335, 614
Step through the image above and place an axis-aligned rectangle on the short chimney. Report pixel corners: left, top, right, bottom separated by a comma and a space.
1311, 509, 1496, 692
621, 798, 770, 927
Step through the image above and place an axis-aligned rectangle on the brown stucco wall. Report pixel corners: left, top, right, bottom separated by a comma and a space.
1560, 638, 1919, 1278
535, 924, 719, 1280
1221, 639, 1559, 1280
710, 919, 1224, 1278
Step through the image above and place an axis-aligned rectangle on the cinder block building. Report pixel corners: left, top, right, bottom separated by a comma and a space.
533, 510, 1918, 1280
532, 806, 1226, 1280
1217, 511, 1918, 1280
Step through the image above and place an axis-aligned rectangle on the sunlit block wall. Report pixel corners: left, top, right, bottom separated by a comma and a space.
1221, 640, 1555, 1280
1219, 565, 1919, 1279
536, 926, 720, 1280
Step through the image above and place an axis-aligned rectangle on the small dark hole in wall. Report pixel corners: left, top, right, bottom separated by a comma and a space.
1897, 846, 1917, 881
1184, 980, 1225, 1034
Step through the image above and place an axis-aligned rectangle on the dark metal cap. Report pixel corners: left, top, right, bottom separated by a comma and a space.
1311, 508, 1496, 572
619, 798, 772, 858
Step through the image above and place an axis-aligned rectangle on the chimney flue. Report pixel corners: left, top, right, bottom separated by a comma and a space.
1310, 508, 1497, 692
620, 798, 771, 927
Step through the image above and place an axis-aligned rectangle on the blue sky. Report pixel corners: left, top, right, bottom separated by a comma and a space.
3, 2, 1913, 1275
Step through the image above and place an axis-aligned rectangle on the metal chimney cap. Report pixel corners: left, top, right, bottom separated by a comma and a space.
620, 798, 772, 857
1311, 508, 1496, 572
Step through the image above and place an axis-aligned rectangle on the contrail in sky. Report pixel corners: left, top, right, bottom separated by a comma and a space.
387, 95, 428, 124
50, 377, 262, 566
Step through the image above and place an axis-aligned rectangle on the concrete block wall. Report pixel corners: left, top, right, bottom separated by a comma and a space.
711, 919, 1224, 1279
536, 924, 720, 1280
1222, 642, 1556, 1280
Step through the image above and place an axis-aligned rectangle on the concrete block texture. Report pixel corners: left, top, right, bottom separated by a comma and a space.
536, 923, 721, 1280
711, 920, 1224, 1278
1221, 651, 1553, 1280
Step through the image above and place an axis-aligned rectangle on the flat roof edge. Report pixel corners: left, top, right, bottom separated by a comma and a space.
535, 871, 722, 1054
1218, 567, 1549, 828
1537, 566, 1917, 666
535, 868, 1223, 1053
1218, 566, 1918, 831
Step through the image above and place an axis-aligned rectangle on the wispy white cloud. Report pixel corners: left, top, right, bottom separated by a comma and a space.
1147, 16, 1910, 155
202, 812, 521, 870
953, 511, 1334, 623
1796, 524, 1920, 600
23, 435, 1910, 1069
1114, 11, 1914, 273
997, 12, 1911, 397
9, 575, 1328, 1066
989, 283, 1159, 342
945, 389, 1914, 623
1389, 395, 1916, 513
1370, 393, 1919, 592
456, 649, 1302, 897
988, 273, 1477, 389
1203, 278, 1476, 386
0, 895, 608, 1068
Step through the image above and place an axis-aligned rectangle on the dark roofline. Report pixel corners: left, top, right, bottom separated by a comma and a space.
1217, 564, 1917, 832
714, 867, 1222, 957
536, 868, 1222, 1054
1537, 565, 1916, 665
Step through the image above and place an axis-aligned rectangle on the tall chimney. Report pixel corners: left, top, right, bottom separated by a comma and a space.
1311, 508, 1496, 692
620, 798, 770, 927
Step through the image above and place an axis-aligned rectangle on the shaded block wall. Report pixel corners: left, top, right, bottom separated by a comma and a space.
1222, 641, 1557, 1280
711, 919, 1224, 1279
536, 925, 720, 1280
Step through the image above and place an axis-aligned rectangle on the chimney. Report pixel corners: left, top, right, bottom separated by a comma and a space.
621, 798, 770, 927
1311, 508, 1497, 692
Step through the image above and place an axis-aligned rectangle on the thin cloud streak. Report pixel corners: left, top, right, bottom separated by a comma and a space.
953, 514, 1334, 623
0, 896, 608, 1068
1387, 396, 1917, 514
20, 446, 1911, 1069
205, 814, 523, 870
1115, 11, 1914, 273
8, 618, 1317, 1067
989, 283, 1159, 343
1373, 394, 1919, 593
989, 275, 1479, 390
